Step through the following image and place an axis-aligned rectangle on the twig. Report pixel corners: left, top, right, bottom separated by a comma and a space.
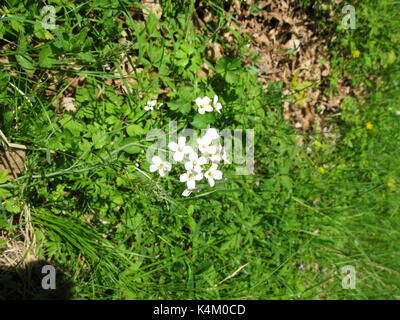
216, 263, 249, 286
8, 82, 33, 107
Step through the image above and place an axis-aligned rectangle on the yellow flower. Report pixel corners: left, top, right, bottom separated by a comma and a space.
317, 167, 325, 174
314, 141, 322, 148
352, 50, 361, 58
365, 122, 374, 130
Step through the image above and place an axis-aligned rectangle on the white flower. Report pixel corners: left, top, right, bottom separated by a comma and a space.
209, 145, 228, 163
149, 156, 171, 177
197, 135, 213, 154
195, 96, 213, 114
180, 171, 203, 189
147, 100, 157, 107
213, 95, 222, 113
204, 128, 220, 141
396, 111, 400, 116
185, 152, 207, 173
144, 100, 157, 111
204, 163, 223, 187
168, 136, 194, 162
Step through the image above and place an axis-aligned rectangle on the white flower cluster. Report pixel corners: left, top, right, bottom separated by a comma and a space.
144, 99, 163, 111
149, 128, 227, 196
195, 95, 222, 114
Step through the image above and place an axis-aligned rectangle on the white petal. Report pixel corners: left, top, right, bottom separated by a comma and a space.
210, 163, 218, 171
205, 128, 219, 140
198, 156, 207, 165
208, 177, 215, 187
213, 95, 218, 105
159, 168, 165, 177
147, 100, 157, 107
198, 108, 205, 115
178, 136, 186, 146
185, 161, 193, 171
205, 105, 213, 112
189, 152, 198, 161
174, 151, 184, 162
183, 146, 193, 154
194, 172, 204, 181
202, 96, 211, 105
164, 162, 172, 171
214, 103, 222, 112
193, 165, 203, 174
206, 145, 217, 155
152, 156, 162, 165
213, 170, 222, 180
149, 164, 158, 172
201, 134, 213, 146
195, 97, 203, 107
180, 173, 189, 182
187, 180, 196, 189
168, 141, 178, 152
182, 189, 192, 197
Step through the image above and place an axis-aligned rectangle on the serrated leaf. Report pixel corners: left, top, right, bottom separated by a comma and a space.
77, 52, 96, 63
38, 45, 54, 67
92, 132, 108, 149
175, 49, 187, 59
175, 58, 189, 67
16, 54, 35, 73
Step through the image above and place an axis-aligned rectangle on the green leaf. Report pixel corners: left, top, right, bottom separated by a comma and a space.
77, 52, 96, 63
4, 199, 20, 214
92, 132, 108, 149
16, 54, 35, 73
215, 57, 241, 83
127, 124, 145, 136
0, 239, 7, 250
120, 137, 141, 154
175, 57, 189, 67
0, 72, 10, 90
175, 49, 187, 59
38, 45, 55, 68
0, 188, 11, 199
60, 116, 84, 136
194, 261, 213, 275
387, 51, 396, 64
191, 114, 208, 129
147, 45, 163, 65
181, 43, 195, 56
0, 170, 8, 184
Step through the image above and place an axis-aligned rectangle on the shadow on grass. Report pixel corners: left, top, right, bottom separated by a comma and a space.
0, 259, 74, 300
